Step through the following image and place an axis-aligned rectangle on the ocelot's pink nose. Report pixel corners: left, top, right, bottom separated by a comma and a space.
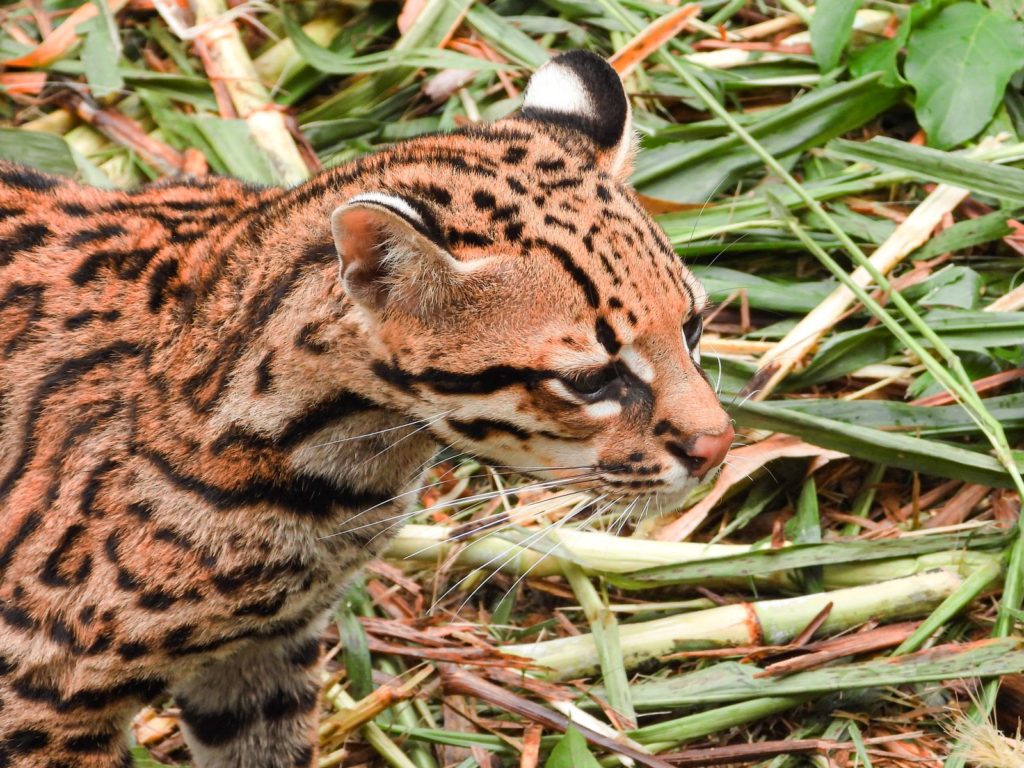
666, 425, 734, 479
689, 426, 734, 477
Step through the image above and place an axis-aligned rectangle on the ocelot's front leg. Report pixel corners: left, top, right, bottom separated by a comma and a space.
172, 628, 324, 768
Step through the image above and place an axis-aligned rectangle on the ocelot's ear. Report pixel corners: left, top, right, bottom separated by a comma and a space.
331, 193, 479, 318
518, 50, 634, 180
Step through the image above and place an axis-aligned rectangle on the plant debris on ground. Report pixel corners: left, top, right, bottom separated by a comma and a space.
3, 0, 1024, 766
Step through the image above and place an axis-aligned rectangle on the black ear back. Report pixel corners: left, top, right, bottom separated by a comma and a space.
520, 50, 630, 150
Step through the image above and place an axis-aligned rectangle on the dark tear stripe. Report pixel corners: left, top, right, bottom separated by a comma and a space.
39, 524, 92, 587
595, 317, 621, 355
0, 512, 42, 575
0, 222, 50, 254
68, 224, 126, 248
210, 389, 376, 455
447, 417, 531, 442
138, 446, 393, 517
0, 165, 58, 192
12, 674, 166, 713
372, 359, 557, 396
534, 238, 600, 308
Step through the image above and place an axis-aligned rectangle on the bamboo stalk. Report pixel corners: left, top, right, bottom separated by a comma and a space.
500, 571, 963, 679
189, 0, 309, 185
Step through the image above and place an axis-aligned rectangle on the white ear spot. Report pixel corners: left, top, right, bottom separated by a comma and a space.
523, 62, 596, 121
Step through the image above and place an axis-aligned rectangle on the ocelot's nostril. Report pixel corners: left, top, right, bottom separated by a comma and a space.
665, 440, 703, 476
666, 426, 734, 478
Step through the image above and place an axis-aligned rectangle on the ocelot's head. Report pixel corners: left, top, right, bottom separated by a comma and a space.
333, 50, 733, 508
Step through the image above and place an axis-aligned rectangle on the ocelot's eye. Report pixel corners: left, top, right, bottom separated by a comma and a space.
683, 314, 703, 363
564, 367, 619, 398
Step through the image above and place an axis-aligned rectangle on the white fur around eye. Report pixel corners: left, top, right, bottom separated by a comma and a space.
523, 63, 596, 120
682, 331, 702, 365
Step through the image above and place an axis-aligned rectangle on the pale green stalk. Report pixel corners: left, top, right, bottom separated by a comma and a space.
562, 561, 636, 725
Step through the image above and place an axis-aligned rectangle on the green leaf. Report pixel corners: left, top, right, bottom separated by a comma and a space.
545, 727, 602, 768
849, 25, 907, 87
337, 598, 374, 700
0, 128, 112, 187
905, 3, 1024, 148
731, 399, 1020, 488
914, 210, 1017, 261
190, 116, 277, 184
283, 12, 508, 76
828, 137, 1024, 205
622, 639, 1024, 710
634, 75, 902, 202
82, 1, 124, 97
810, 0, 861, 72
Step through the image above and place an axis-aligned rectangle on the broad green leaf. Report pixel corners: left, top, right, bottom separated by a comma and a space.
903, 265, 981, 309
545, 727, 602, 768
0, 128, 77, 175
905, 3, 1024, 148
810, 0, 862, 72
849, 25, 907, 87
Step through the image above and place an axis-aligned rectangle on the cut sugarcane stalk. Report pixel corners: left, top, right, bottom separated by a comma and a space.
500, 570, 963, 679
384, 524, 999, 592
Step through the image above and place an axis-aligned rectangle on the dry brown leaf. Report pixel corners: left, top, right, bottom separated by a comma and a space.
3, 0, 130, 68
609, 3, 701, 77
655, 434, 845, 541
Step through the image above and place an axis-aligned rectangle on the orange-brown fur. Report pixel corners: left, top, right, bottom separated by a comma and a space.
0, 53, 731, 767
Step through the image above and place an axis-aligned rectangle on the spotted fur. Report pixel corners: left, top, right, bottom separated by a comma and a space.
0, 52, 731, 767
